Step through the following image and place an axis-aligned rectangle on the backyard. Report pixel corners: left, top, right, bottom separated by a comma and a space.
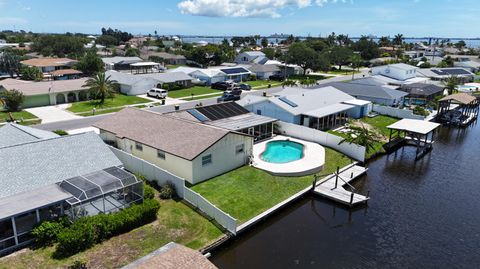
67, 94, 150, 114
190, 148, 352, 223
0, 198, 224, 269
168, 86, 222, 99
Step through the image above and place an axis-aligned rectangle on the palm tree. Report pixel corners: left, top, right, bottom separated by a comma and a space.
393, 34, 404, 49
83, 73, 117, 104
338, 123, 380, 154
0, 51, 20, 78
378, 36, 391, 47
349, 54, 363, 80
445, 75, 459, 95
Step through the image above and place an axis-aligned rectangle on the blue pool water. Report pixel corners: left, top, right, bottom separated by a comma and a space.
458, 85, 479, 92
261, 140, 304, 163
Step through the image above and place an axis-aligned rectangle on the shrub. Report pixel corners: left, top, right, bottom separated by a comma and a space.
0, 89, 24, 112
31, 217, 69, 247
53, 129, 68, 136
144, 183, 156, 200
159, 182, 176, 199
413, 106, 430, 116
68, 260, 87, 269
55, 199, 160, 257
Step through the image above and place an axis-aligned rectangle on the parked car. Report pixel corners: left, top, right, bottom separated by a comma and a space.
211, 81, 235, 90
217, 93, 240, 102
225, 88, 243, 96
192, 78, 207, 86
237, 83, 252, 91
147, 88, 168, 99
269, 74, 284, 81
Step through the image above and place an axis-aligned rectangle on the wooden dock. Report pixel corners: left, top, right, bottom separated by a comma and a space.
313, 164, 369, 207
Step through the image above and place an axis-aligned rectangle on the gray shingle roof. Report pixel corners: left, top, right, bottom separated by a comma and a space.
94, 108, 236, 160
0, 123, 59, 148
0, 132, 121, 199
102, 56, 143, 65
247, 64, 280, 73
324, 82, 408, 100
400, 83, 444, 97
106, 70, 192, 86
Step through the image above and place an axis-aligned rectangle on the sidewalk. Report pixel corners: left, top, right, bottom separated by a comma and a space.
25, 104, 81, 124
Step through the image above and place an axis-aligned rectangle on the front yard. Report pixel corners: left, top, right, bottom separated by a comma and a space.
0, 110, 39, 124
0, 198, 224, 269
190, 148, 352, 223
245, 80, 282, 89
67, 94, 150, 114
168, 86, 222, 99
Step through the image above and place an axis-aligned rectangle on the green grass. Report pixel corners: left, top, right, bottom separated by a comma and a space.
0, 199, 224, 269
167, 86, 222, 99
359, 115, 399, 136
245, 80, 282, 89
188, 93, 224, 101
67, 94, 150, 113
190, 148, 352, 223
0, 110, 38, 123
166, 64, 186, 70
324, 69, 360, 75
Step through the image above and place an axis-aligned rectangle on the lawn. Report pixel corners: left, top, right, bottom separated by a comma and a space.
0, 199, 224, 269
245, 80, 282, 89
359, 115, 399, 137
190, 148, 352, 223
0, 110, 38, 123
67, 94, 150, 113
168, 86, 222, 99
288, 74, 332, 81
324, 69, 361, 75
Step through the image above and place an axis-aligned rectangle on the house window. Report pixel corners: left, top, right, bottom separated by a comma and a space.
202, 154, 212, 166
135, 142, 143, 151
157, 150, 166, 160
257, 109, 262, 115
236, 144, 244, 154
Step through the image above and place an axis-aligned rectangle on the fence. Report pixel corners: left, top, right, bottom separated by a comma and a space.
110, 147, 238, 234
373, 104, 425, 120
277, 121, 366, 162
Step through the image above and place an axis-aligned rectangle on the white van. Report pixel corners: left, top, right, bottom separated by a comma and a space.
147, 88, 168, 99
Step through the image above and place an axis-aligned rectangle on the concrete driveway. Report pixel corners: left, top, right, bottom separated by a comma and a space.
25, 104, 82, 124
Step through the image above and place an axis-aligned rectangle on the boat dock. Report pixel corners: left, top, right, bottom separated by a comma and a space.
313, 164, 369, 207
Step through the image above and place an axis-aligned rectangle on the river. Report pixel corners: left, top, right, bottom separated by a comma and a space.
211, 122, 480, 268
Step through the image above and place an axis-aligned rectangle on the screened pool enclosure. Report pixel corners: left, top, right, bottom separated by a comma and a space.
59, 166, 143, 221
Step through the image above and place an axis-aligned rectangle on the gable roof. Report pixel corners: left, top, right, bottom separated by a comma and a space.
439, 93, 477, 104
0, 132, 121, 199
20, 57, 77, 67
324, 82, 408, 100
399, 83, 444, 96
242, 51, 265, 57
106, 70, 192, 86
102, 56, 143, 65
0, 78, 88, 96
387, 63, 419, 71
247, 64, 280, 73
93, 108, 238, 160
0, 123, 59, 147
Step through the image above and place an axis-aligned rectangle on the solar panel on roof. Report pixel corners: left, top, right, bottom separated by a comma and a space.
187, 109, 209, 122
279, 97, 298, 107
220, 67, 250, 75
196, 102, 249, 121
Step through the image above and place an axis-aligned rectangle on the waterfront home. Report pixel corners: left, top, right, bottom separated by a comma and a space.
105, 70, 193, 95
323, 81, 408, 107
0, 125, 142, 255
167, 102, 277, 142
237, 86, 371, 131
371, 63, 419, 81
94, 108, 254, 184
417, 68, 475, 83
399, 83, 444, 105
235, 51, 269, 65
0, 78, 89, 107
20, 57, 78, 79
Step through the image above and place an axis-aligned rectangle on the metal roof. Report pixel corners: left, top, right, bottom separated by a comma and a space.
303, 103, 354, 118
387, 119, 440, 135
0, 132, 122, 199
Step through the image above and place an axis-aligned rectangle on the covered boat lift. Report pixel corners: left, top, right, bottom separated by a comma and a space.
386, 119, 441, 160
436, 93, 479, 126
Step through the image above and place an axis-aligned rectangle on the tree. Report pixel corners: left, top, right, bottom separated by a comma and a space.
445, 76, 459, 95
283, 42, 320, 75
305, 38, 328, 52
20, 66, 43, 81
329, 46, 354, 70
393, 34, 404, 48
338, 123, 381, 154
83, 73, 117, 104
262, 47, 275, 59
349, 54, 363, 80
352, 37, 380, 60
125, 47, 139, 57
0, 51, 20, 77
75, 48, 104, 75
95, 35, 118, 46
0, 89, 24, 112
378, 36, 391, 47
31, 35, 86, 57
261, 37, 269, 48
454, 40, 466, 50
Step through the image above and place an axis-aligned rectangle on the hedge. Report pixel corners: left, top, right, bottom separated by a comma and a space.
55, 199, 160, 257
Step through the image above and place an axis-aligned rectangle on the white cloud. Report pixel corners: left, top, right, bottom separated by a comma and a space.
177, 0, 346, 18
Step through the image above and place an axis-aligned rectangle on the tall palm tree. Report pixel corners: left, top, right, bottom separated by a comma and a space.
83, 73, 117, 104
338, 123, 380, 154
0, 51, 20, 78
378, 36, 391, 47
393, 34, 404, 48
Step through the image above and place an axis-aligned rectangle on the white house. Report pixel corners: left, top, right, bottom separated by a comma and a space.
371, 63, 419, 81
237, 86, 371, 131
94, 108, 254, 184
247, 64, 281, 80
234, 51, 268, 64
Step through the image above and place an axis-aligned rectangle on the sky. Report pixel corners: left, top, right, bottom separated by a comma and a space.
0, 0, 479, 37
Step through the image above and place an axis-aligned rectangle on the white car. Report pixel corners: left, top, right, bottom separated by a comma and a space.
147, 88, 168, 99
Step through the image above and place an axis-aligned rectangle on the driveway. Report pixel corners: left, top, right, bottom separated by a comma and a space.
25, 104, 82, 124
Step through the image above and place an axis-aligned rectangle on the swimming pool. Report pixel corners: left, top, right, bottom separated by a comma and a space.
458, 85, 480, 92
261, 140, 304, 163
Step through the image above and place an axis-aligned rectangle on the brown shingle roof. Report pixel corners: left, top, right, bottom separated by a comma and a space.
439, 93, 477, 105
93, 108, 233, 160
49, 69, 83, 76
20, 57, 77, 67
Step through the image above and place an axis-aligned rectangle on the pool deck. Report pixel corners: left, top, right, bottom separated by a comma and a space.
252, 135, 325, 176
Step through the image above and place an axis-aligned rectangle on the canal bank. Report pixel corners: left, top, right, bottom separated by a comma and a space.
210, 122, 480, 269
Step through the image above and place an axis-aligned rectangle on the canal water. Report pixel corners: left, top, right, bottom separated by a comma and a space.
211, 122, 480, 269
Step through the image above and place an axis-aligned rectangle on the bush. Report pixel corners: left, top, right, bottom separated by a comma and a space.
53, 129, 68, 136
55, 199, 160, 257
413, 106, 430, 116
20, 66, 43, 81
0, 89, 24, 112
31, 217, 69, 247
144, 183, 156, 200
159, 182, 176, 199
